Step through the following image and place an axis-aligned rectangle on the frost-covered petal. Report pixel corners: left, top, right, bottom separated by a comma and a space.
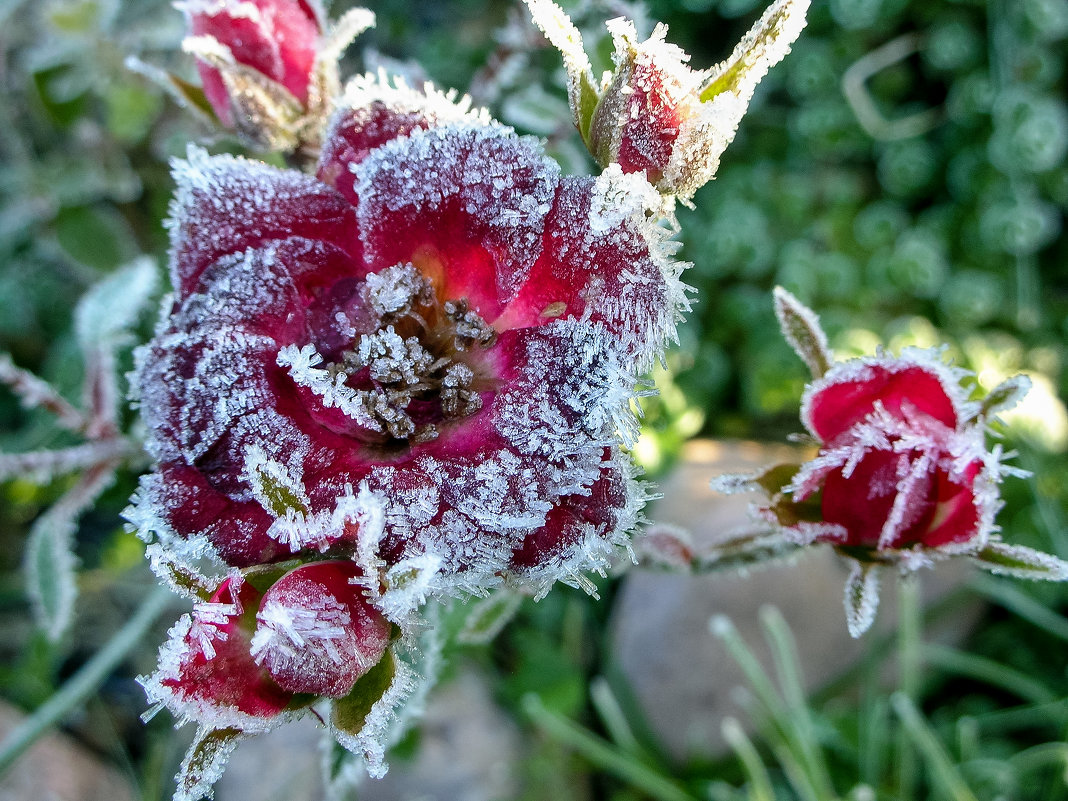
152, 464, 285, 567
352, 122, 558, 320
168, 148, 360, 299
803, 358, 961, 444
318, 73, 491, 201
496, 168, 689, 365
251, 561, 392, 697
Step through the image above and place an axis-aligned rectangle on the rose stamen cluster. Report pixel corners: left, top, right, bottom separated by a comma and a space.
286, 262, 493, 445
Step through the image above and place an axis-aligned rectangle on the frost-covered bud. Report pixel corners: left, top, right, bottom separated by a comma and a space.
525, 0, 809, 204
142, 577, 294, 730
251, 561, 391, 697
141, 564, 410, 800
712, 288, 1068, 637
786, 351, 1002, 551
180, 0, 374, 155
129, 73, 688, 601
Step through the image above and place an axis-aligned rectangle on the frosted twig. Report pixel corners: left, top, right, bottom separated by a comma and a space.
0, 439, 138, 483
83, 348, 121, 439
0, 353, 88, 433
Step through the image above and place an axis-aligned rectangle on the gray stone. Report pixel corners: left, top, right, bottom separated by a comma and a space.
0, 700, 135, 801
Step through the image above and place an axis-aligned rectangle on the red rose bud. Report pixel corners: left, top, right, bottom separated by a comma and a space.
526, 0, 808, 205
180, 0, 373, 154
142, 576, 293, 732
787, 351, 998, 552
129, 73, 688, 600
250, 561, 391, 697
712, 289, 1068, 637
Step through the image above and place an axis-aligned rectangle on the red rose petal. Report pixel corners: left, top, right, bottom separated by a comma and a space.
807, 363, 959, 443
169, 150, 360, 299
352, 123, 559, 322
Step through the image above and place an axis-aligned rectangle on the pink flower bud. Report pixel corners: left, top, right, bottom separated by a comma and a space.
525, 0, 808, 204
184, 0, 320, 127
251, 561, 391, 697
788, 353, 994, 551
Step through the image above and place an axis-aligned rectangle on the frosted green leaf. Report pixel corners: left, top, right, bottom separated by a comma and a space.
773, 286, 832, 378
25, 506, 79, 642
146, 543, 215, 601
457, 588, 523, 645
973, 374, 1031, 421
843, 561, 881, 638
972, 542, 1068, 582
332, 652, 397, 739
175, 726, 243, 801
243, 446, 309, 519
522, 0, 601, 143
700, 0, 810, 105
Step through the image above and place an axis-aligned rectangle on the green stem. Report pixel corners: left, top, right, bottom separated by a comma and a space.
896, 574, 923, 799
0, 585, 173, 778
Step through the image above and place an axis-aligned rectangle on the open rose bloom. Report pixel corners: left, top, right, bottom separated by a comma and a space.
714, 289, 1068, 637
127, 71, 687, 797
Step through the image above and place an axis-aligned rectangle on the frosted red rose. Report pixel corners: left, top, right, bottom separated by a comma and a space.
783, 351, 999, 552
131, 76, 685, 597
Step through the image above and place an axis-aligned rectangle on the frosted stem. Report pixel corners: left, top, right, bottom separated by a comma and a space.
895, 573, 923, 799
0, 353, 88, 433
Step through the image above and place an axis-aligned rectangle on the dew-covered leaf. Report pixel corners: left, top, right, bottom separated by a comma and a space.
773, 286, 831, 378
843, 560, 881, 638
175, 726, 243, 801
457, 588, 523, 645
74, 257, 159, 352
972, 542, 1068, 581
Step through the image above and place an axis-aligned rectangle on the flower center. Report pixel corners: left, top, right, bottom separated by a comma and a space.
281, 264, 496, 445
